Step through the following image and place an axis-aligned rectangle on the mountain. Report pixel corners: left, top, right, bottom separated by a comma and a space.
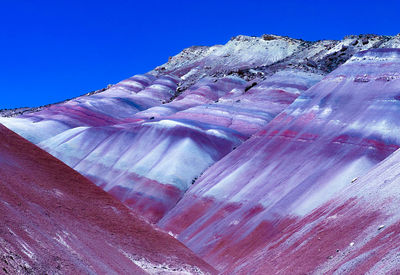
2, 34, 400, 274
159, 48, 400, 273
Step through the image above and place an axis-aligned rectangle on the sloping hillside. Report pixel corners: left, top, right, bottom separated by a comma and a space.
159, 48, 400, 273
0, 124, 216, 274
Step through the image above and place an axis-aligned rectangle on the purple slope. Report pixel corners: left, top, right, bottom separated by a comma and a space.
37, 71, 320, 222
0, 74, 179, 144
227, 132, 400, 274
159, 48, 400, 272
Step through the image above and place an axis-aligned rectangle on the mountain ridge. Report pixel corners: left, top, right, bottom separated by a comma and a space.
2, 33, 400, 118
2, 33, 400, 274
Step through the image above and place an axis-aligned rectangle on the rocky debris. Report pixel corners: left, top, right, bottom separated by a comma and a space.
0, 247, 33, 275
149, 34, 400, 100
0, 107, 34, 117
244, 82, 258, 92
262, 34, 278, 41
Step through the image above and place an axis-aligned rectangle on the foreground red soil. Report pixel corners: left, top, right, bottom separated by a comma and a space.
0, 124, 216, 274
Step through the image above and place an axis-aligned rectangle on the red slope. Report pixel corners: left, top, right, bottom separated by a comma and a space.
225, 150, 400, 274
0, 124, 216, 274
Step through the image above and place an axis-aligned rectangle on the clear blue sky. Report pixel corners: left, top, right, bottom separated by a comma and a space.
1, 0, 399, 109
